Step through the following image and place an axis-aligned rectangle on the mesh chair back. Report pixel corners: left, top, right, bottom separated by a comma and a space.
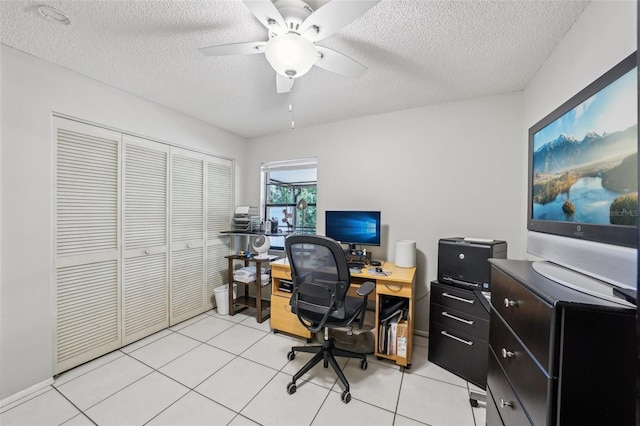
285, 235, 351, 323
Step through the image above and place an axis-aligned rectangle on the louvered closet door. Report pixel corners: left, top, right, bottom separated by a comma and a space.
170, 148, 205, 324
54, 117, 121, 374
205, 157, 233, 309
122, 135, 169, 344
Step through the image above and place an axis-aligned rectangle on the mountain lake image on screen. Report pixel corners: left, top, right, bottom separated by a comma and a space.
530, 60, 638, 243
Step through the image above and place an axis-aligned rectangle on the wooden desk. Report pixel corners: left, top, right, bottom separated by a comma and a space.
270, 258, 416, 367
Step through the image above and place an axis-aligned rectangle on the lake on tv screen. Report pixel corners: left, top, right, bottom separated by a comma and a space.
531, 127, 638, 226
533, 176, 629, 224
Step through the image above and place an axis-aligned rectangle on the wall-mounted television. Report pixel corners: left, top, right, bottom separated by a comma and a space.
325, 210, 381, 251
527, 51, 637, 290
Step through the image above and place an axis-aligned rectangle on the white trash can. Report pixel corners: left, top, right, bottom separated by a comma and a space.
213, 284, 237, 315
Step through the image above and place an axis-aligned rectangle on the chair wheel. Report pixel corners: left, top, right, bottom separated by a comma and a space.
360, 359, 368, 370
287, 351, 295, 361
287, 382, 297, 395
341, 390, 351, 403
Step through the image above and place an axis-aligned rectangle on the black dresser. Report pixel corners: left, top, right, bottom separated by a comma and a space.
487, 259, 635, 426
428, 280, 490, 388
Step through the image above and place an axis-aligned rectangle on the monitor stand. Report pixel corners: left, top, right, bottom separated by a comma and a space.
531, 261, 635, 307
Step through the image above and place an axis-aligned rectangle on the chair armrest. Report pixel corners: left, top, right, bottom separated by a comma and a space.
356, 281, 375, 297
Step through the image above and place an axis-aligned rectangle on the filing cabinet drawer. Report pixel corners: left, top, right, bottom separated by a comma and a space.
489, 312, 551, 426
428, 321, 488, 388
491, 267, 553, 372
430, 302, 488, 339
431, 282, 487, 319
487, 352, 532, 426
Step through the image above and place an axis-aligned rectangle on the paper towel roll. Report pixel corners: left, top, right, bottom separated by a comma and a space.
395, 240, 416, 268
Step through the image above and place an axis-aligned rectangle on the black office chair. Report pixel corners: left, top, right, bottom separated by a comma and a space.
284, 234, 375, 404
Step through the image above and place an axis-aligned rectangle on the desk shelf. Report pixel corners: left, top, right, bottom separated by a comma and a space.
226, 255, 272, 323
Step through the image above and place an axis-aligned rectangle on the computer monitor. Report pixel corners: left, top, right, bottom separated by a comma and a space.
325, 210, 381, 252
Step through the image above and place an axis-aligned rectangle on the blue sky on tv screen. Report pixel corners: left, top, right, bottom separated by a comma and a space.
533, 69, 637, 151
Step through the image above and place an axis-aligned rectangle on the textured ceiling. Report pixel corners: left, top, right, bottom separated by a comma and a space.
0, 0, 589, 138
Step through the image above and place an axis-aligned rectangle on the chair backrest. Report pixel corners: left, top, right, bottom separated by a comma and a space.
285, 234, 351, 322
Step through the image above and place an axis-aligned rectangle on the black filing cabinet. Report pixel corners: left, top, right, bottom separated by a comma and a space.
428, 280, 490, 388
487, 259, 635, 425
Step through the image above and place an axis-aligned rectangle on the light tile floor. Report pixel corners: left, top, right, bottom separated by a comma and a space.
1, 308, 487, 426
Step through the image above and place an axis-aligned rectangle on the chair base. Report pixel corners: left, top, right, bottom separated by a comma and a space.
287, 333, 368, 403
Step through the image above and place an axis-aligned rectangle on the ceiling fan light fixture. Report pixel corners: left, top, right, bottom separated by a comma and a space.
264, 33, 317, 78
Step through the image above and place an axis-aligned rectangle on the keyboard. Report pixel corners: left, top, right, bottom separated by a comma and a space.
348, 261, 365, 269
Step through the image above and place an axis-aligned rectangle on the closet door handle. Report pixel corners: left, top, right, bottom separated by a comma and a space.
144, 250, 150, 255
442, 311, 474, 325
440, 330, 473, 346
442, 292, 474, 304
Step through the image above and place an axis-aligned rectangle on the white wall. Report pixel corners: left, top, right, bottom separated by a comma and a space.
524, 1, 636, 128
0, 45, 246, 400
245, 92, 525, 333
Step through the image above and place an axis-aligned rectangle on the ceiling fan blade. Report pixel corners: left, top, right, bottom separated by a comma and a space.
243, 0, 287, 34
300, 0, 380, 42
276, 73, 295, 93
314, 46, 367, 78
199, 41, 266, 56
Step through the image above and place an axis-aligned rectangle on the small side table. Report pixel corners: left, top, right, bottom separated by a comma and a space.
225, 255, 271, 323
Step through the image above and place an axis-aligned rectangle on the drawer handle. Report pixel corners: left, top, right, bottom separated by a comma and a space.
504, 297, 517, 308
384, 283, 403, 291
500, 398, 513, 408
442, 311, 474, 325
442, 292, 474, 304
440, 330, 473, 346
145, 250, 150, 255
501, 348, 515, 358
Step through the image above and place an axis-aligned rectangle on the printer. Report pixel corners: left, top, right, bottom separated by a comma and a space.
437, 237, 507, 291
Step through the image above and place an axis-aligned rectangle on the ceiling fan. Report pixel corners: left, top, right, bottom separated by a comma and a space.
199, 0, 380, 93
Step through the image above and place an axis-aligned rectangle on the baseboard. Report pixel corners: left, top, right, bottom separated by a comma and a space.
0, 378, 54, 409
414, 329, 428, 338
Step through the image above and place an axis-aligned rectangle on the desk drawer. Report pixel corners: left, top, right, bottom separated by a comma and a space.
271, 266, 291, 280
490, 267, 553, 373
489, 311, 551, 426
428, 322, 488, 388
431, 303, 488, 339
376, 280, 411, 298
270, 294, 311, 338
431, 282, 487, 319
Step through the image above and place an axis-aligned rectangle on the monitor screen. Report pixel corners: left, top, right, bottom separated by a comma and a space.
325, 210, 381, 248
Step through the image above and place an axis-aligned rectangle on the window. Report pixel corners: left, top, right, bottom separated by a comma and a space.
261, 158, 317, 249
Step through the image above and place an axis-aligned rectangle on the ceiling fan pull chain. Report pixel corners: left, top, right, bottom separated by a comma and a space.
290, 92, 295, 130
